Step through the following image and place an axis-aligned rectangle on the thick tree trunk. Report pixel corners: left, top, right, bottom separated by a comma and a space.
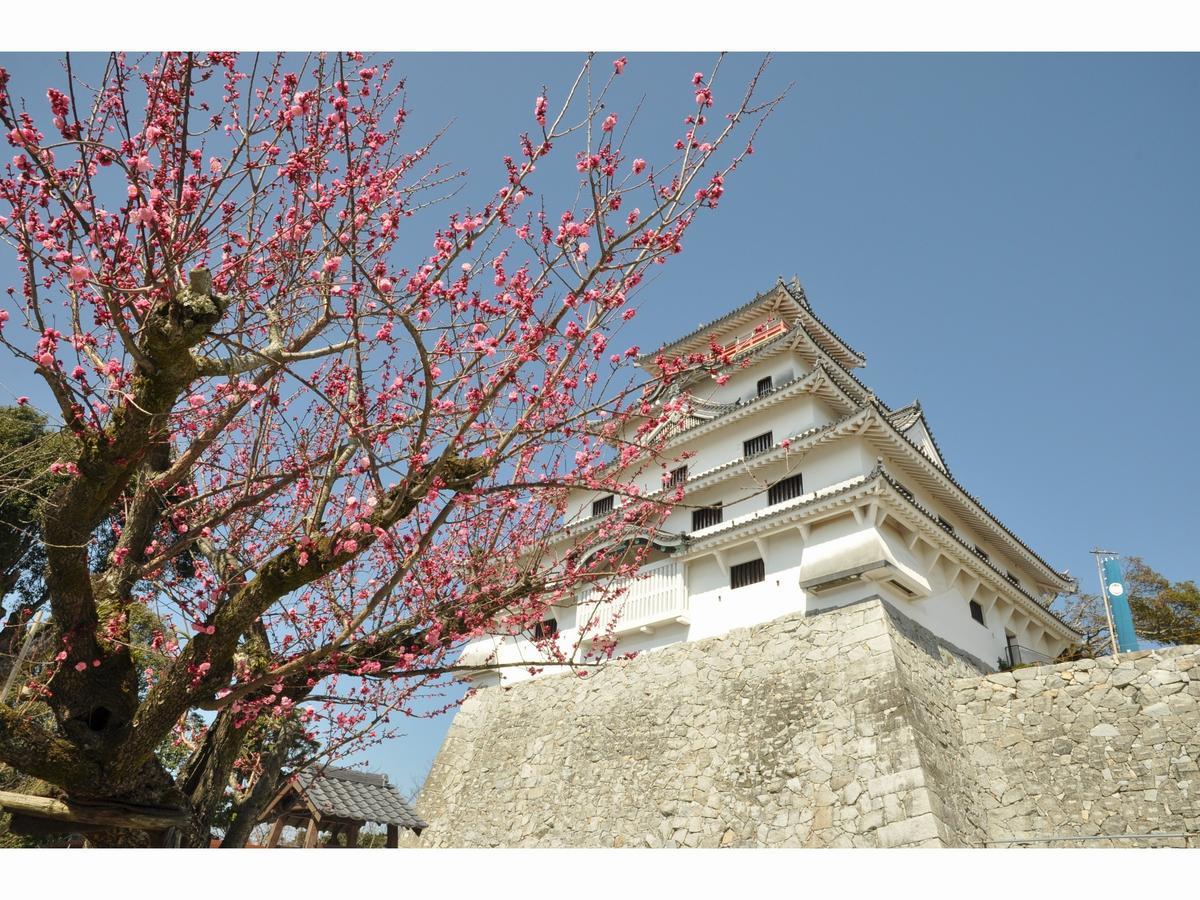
176, 708, 251, 847
219, 720, 296, 848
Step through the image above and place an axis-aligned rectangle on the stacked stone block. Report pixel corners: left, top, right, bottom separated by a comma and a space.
413, 597, 1199, 848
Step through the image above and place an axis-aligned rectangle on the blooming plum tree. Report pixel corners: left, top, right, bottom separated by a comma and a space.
0, 51, 781, 845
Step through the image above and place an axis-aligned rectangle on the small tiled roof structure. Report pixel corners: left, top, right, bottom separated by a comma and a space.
297, 767, 426, 831
260, 765, 426, 848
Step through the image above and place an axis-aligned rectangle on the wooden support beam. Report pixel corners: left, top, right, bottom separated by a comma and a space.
386, 824, 399, 848
304, 817, 320, 848
266, 817, 286, 848
0, 789, 190, 832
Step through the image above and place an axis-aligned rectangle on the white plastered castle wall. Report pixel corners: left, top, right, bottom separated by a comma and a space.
460, 285, 1078, 687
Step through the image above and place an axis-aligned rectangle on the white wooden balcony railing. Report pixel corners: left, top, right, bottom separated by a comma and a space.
579, 559, 690, 637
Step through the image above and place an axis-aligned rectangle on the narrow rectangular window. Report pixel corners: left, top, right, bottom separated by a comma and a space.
743, 431, 773, 458
667, 465, 688, 489
969, 600, 985, 626
692, 504, 723, 531
591, 496, 614, 517
532, 618, 558, 640
731, 558, 765, 589
756, 375, 773, 398
768, 473, 804, 506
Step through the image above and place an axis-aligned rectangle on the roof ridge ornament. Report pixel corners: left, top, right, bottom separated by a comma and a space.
788, 275, 810, 309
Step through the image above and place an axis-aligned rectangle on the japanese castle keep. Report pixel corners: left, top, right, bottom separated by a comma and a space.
415, 280, 1200, 848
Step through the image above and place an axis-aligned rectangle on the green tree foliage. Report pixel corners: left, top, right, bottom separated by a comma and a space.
0, 407, 74, 696
1056, 556, 1199, 657
0, 407, 70, 610
1124, 556, 1200, 647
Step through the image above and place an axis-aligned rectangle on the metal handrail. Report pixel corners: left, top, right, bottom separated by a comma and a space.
1004, 643, 1052, 668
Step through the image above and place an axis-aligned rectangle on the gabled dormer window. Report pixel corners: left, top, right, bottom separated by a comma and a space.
743, 431, 773, 458
592, 496, 614, 517
756, 376, 773, 398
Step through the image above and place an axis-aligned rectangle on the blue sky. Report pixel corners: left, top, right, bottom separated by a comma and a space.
1, 52, 1197, 791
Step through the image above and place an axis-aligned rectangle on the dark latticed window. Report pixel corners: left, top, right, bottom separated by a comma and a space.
592, 496, 614, 517
969, 600, 985, 626
743, 431, 773, 458
730, 558, 765, 589
533, 618, 558, 640
667, 466, 688, 489
756, 376, 773, 398
692, 504, 723, 531
768, 473, 804, 506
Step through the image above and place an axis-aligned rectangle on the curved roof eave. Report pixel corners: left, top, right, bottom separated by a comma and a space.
859, 403, 1075, 591
636, 281, 865, 370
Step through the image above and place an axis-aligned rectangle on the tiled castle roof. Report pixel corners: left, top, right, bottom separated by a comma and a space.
636, 279, 865, 369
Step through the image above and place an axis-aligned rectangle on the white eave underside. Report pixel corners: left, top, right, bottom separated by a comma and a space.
679, 467, 1079, 642
556, 400, 1073, 594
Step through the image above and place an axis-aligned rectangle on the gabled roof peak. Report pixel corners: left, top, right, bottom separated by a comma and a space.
637, 279, 864, 370
787, 275, 811, 310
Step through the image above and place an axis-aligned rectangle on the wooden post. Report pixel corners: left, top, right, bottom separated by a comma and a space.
304, 817, 320, 848
386, 824, 399, 848
266, 818, 286, 848
346, 824, 360, 848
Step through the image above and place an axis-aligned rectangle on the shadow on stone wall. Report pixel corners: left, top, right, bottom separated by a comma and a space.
412, 597, 1200, 848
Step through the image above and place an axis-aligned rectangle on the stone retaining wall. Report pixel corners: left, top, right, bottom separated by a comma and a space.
413, 597, 1200, 847
954, 647, 1200, 846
